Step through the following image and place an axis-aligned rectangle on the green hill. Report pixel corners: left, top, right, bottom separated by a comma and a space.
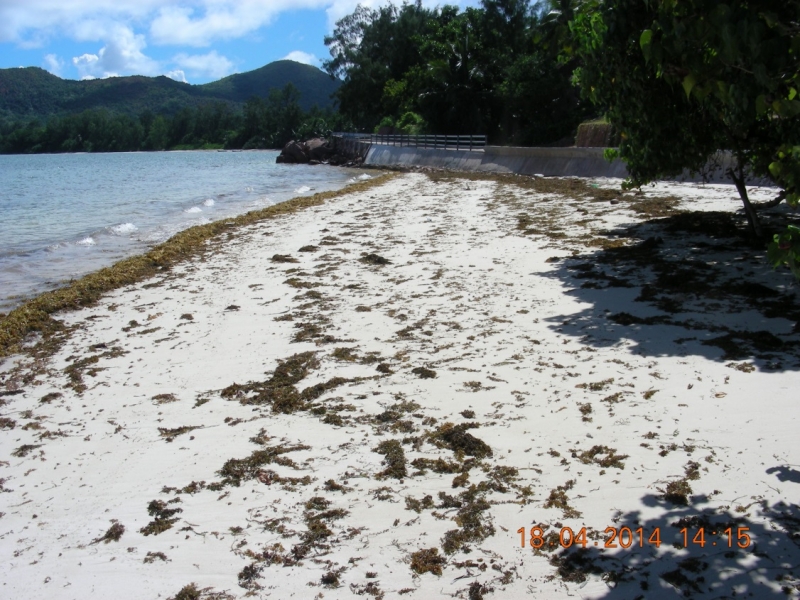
0, 60, 340, 120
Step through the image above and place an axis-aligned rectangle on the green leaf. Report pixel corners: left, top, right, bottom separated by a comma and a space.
755, 94, 768, 116
790, 88, 798, 101
639, 29, 653, 61
682, 74, 696, 99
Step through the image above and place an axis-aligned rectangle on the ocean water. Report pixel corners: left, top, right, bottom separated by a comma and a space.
0, 151, 365, 311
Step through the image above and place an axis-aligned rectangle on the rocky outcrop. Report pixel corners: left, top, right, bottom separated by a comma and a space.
276, 137, 364, 167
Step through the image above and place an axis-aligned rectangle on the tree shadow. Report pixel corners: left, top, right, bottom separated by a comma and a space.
537, 207, 800, 371
540, 492, 800, 598
766, 466, 800, 486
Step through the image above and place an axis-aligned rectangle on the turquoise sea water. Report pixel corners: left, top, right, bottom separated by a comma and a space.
0, 151, 360, 311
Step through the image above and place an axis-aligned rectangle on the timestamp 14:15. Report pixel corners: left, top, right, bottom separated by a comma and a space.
518, 526, 752, 549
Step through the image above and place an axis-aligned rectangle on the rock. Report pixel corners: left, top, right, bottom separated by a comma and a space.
276, 138, 336, 165
306, 138, 333, 161
277, 140, 310, 164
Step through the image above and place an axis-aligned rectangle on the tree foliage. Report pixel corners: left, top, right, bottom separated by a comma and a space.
0, 85, 348, 154
570, 0, 800, 263
324, 0, 590, 145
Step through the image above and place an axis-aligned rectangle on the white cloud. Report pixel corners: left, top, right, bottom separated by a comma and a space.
281, 50, 318, 66
0, 1, 169, 44
0, 1, 481, 47
172, 50, 234, 79
149, 1, 329, 47
164, 68, 188, 83
71, 25, 159, 79
43, 53, 64, 76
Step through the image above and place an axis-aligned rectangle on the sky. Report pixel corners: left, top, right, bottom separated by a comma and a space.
0, 0, 479, 84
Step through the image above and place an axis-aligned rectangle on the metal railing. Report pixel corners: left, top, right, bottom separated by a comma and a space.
332, 132, 486, 152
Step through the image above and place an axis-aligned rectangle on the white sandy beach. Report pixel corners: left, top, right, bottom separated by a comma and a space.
1, 171, 798, 600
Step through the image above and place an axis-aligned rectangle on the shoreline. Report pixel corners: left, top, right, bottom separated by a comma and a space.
0, 172, 396, 359
0, 171, 798, 599
0, 151, 361, 316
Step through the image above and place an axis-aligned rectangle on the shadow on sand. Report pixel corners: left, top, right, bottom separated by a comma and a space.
537, 207, 800, 372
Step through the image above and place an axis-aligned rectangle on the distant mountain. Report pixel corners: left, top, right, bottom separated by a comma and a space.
0, 60, 340, 120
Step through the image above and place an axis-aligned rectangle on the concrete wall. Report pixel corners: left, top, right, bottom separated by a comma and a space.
365, 144, 771, 186
365, 145, 629, 178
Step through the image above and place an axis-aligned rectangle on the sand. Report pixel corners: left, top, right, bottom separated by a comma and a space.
1, 171, 799, 600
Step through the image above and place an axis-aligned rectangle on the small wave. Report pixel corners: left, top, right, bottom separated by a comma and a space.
294, 186, 312, 194
111, 222, 138, 235
76, 237, 96, 246
203, 199, 215, 207
185, 206, 203, 213
358, 174, 372, 180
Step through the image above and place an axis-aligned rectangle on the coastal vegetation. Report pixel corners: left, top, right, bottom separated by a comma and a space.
569, 0, 800, 267
0, 60, 339, 119
0, 83, 349, 153
324, 0, 589, 145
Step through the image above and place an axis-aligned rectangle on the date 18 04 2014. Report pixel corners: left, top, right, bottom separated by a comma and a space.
517, 526, 752, 550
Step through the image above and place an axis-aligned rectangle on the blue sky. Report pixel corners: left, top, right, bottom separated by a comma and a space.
0, 1, 479, 84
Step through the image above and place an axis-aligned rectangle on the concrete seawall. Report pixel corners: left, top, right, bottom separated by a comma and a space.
365, 145, 630, 178
365, 145, 768, 185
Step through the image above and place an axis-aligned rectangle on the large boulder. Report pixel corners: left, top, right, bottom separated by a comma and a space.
277, 140, 310, 164
306, 138, 334, 161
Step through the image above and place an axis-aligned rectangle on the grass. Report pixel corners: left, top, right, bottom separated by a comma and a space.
0, 173, 397, 359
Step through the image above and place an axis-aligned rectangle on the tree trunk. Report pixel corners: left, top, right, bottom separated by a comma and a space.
728, 165, 763, 239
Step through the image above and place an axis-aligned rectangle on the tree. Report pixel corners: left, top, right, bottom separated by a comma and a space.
570, 0, 800, 245
324, 1, 433, 131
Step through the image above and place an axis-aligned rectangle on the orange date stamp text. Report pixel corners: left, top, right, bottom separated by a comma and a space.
517, 526, 752, 550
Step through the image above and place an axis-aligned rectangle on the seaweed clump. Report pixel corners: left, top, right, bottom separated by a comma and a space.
290, 497, 349, 560
438, 485, 495, 554
374, 439, 407, 479
140, 499, 183, 536
360, 253, 391, 265
572, 445, 628, 469
663, 479, 693, 505
430, 422, 492, 459
411, 366, 436, 379
544, 480, 582, 519
220, 352, 348, 413
167, 583, 235, 600
410, 548, 446, 575
91, 520, 125, 544
217, 441, 311, 487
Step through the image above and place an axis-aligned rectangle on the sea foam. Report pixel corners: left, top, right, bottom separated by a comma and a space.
185, 206, 203, 213
203, 199, 215, 207
111, 223, 138, 235
76, 237, 96, 246
294, 186, 312, 193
